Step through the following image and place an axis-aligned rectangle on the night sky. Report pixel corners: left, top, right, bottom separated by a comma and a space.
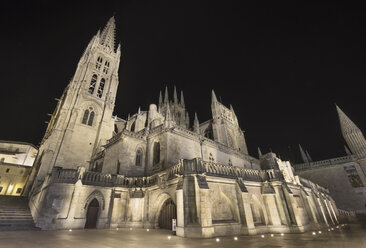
1, 1, 366, 163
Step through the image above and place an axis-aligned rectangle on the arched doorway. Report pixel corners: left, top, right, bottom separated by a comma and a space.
158, 199, 177, 229
85, 198, 99, 229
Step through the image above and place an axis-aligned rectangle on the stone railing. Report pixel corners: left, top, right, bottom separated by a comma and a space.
50, 158, 283, 188
82, 171, 115, 187
51, 167, 79, 184
294, 155, 355, 171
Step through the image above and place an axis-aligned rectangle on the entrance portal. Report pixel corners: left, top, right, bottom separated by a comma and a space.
85, 198, 99, 229
158, 199, 177, 229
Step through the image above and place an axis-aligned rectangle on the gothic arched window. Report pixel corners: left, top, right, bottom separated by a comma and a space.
103, 61, 110, 74
136, 148, 143, 166
82, 109, 89, 124
82, 107, 95, 126
96, 56, 103, 70
130, 121, 136, 132
153, 142, 160, 166
204, 127, 214, 140
88, 74, 97, 94
88, 111, 95, 126
97, 78, 105, 98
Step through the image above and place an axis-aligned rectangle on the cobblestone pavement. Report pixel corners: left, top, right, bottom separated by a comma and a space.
0, 224, 365, 248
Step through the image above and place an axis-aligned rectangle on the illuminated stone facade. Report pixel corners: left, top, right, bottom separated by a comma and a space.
25, 17, 342, 237
294, 106, 366, 215
0, 141, 37, 196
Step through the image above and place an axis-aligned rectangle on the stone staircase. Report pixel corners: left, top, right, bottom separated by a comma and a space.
0, 196, 40, 231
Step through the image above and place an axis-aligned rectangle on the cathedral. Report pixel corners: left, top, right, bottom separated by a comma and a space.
23, 17, 342, 238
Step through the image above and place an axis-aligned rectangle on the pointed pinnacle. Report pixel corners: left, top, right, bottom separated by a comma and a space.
173, 86, 178, 104
336, 105, 360, 133
180, 91, 185, 106
164, 86, 169, 103
299, 144, 309, 163
165, 102, 171, 120
159, 91, 163, 106
100, 16, 116, 51
211, 90, 218, 103
258, 147, 262, 157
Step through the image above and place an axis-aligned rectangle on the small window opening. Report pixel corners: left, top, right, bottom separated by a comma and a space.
97, 78, 105, 98
209, 153, 214, 162
136, 149, 143, 166
96, 56, 103, 70
82, 107, 95, 126
88, 74, 97, 94
103, 61, 110, 74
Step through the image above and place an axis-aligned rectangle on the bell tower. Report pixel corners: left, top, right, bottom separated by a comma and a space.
211, 90, 248, 154
26, 17, 121, 193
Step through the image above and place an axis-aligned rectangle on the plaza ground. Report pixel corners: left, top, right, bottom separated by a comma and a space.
0, 224, 365, 248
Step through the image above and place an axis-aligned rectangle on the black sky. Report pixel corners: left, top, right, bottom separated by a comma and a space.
1, 0, 366, 163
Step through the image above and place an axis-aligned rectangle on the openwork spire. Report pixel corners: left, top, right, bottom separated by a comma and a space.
100, 16, 116, 51
336, 105, 360, 134
336, 105, 366, 158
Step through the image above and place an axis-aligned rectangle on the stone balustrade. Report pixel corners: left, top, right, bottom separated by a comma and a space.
294, 155, 355, 171
50, 158, 284, 188
51, 167, 79, 184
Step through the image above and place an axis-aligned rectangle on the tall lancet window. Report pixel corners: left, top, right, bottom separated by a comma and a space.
97, 78, 105, 98
82, 109, 89, 124
153, 142, 160, 166
103, 61, 110, 74
88, 74, 97, 94
82, 107, 95, 126
96, 56, 103, 70
135, 148, 143, 166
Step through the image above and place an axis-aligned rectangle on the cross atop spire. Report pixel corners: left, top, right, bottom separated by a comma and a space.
100, 16, 116, 51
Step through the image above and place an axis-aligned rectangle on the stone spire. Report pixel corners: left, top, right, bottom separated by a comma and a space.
230, 104, 236, 115
258, 147, 263, 157
173, 86, 178, 104
344, 145, 352, 156
100, 16, 116, 51
165, 102, 171, 121
180, 91, 185, 107
158, 90, 163, 109
299, 144, 309, 163
185, 112, 190, 128
164, 103, 174, 128
194, 112, 200, 134
211, 89, 218, 104
305, 150, 312, 162
336, 105, 366, 158
164, 86, 169, 104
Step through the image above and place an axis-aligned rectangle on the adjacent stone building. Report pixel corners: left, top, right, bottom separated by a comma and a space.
24, 17, 341, 237
294, 106, 366, 215
0, 141, 37, 195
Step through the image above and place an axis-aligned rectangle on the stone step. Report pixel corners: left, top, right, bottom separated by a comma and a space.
0, 196, 38, 232
0, 226, 40, 231
0, 215, 33, 221
0, 220, 35, 224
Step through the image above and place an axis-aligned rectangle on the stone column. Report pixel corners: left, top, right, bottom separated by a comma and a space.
236, 180, 255, 235
262, 183, 281, 226
195, 175, 214, 238
272, 182, 291, 226
176, 177, 185, 236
